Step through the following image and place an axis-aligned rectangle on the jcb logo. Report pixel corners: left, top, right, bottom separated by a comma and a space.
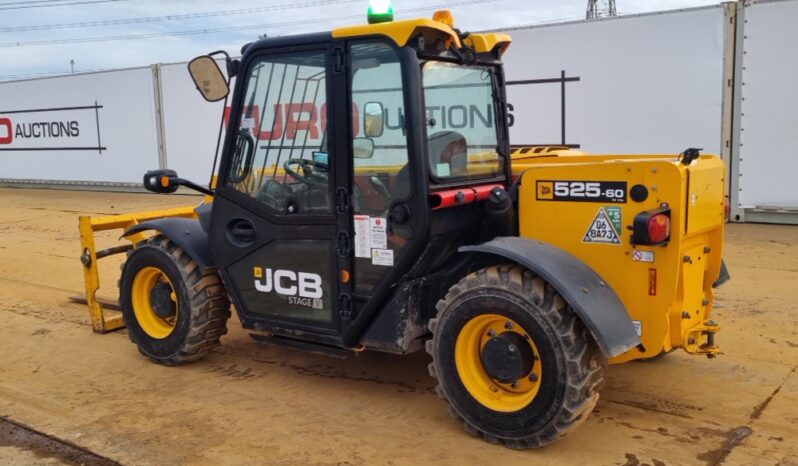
537, 181, 554, 200
253, 266, 322, 299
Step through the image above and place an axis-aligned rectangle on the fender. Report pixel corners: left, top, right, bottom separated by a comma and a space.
122, 218, 214, 268
460, 237, 639, 358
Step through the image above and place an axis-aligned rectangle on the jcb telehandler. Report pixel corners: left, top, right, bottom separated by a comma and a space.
77, 3, 729, 449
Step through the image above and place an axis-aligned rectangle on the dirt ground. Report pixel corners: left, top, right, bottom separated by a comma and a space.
0, 187, 796, 466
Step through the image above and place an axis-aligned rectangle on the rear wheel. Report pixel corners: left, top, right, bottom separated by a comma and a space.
119, 235, 230, 365
427, 264, 606, 449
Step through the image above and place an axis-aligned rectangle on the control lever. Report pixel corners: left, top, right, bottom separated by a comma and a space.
369, 175, 391, 200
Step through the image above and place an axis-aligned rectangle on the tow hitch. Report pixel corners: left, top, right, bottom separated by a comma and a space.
685, 320, 721, 358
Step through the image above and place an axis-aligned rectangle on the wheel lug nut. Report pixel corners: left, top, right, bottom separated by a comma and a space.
510, 381, 519, 389
487, 329, 496, 337
504, 321, 513, 330
529, 373, 538, 382
508, 344, 516, 352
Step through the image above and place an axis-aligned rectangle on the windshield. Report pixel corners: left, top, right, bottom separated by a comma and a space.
422, 61, 503, 182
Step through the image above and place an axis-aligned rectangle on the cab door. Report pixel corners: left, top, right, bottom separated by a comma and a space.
340, 40, 430, 345
208, 42, 349, 346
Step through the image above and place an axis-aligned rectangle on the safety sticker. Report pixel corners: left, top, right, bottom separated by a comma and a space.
371, 248, 394, 267
582, 206, 622, 244
632, 250, 655, 263
632, 320, 642, 337
369, 217, 388, 249
353, 215, 371, 258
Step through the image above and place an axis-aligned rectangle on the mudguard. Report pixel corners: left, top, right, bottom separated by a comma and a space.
122, 218, 213, 268
460, 237, 639, 358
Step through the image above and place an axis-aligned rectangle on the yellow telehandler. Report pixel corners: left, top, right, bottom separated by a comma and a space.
77, 3, 728, 449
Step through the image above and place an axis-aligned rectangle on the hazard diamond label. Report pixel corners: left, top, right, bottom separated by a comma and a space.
583, 207, 622, 244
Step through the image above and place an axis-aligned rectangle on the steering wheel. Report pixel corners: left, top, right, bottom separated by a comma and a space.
283, 158, 327, 189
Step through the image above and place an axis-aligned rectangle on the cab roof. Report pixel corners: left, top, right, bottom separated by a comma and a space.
332, 15, 511, 55
243, 13, 512, 58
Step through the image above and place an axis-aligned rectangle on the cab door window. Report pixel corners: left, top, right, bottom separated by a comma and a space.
227, 51, 330, 215
349, 42, 411, 294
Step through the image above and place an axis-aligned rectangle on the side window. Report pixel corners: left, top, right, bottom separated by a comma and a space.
422, 62, 503, 182
350, 42, 411, 294
226, 51, 330, 215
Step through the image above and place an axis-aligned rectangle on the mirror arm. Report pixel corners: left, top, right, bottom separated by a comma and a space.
172, 177, 214, 196
226, 59, 241, 79
207, 50, 230, 60
207, 50, 238, 78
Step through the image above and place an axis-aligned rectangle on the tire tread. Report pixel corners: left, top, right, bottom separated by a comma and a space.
426, 264, 606, 449
121, 235, 231, 366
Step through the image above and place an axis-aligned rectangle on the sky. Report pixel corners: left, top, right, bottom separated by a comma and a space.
0, 0, 718, 81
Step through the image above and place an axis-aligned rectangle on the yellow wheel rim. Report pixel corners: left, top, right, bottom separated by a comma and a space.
131, 266, 179, 339
454, 313, 542, 412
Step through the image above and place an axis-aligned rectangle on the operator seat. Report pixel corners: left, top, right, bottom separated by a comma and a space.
388, 130, 469, 201
428, 131, 468, 177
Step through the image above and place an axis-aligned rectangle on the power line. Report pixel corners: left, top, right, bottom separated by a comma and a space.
0, 0, 98, 5
495, 15, 592, 31
0, 17, 357, 47
0, 0, 77, 5
0, 0, 501, 48
0, 67, 114, 80
0, 0, 361, 33
0, 0, 129, 11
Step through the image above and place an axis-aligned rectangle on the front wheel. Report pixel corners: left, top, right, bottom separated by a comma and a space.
119, 235, 231, 365
427, 265, 606, 449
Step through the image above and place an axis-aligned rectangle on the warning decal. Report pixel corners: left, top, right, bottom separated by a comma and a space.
353, 215, 371, 258
583, 207, 622, 244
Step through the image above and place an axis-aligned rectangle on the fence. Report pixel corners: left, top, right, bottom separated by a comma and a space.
0, 1, 796, 223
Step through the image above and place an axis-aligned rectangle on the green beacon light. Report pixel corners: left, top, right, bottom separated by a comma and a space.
367, 0, 394, 24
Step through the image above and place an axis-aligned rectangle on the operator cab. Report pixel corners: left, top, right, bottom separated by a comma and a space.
183, 6, 513, 352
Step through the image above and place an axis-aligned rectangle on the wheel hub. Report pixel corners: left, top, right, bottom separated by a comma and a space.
149, 282, 176, 319
480, 331, 534, 384
454, 314, 542, 412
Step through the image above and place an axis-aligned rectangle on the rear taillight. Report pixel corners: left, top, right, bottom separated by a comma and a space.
632, 207, 671, 245
647, 214, 670, 243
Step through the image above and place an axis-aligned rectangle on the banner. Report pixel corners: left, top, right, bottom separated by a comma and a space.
0, 67, 160, 183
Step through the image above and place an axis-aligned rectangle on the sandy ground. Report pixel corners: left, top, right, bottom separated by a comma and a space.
0, 187, 796, 466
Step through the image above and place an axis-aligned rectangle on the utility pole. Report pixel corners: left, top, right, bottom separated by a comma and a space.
70, 59, 75, 74
586, 0, 617, 19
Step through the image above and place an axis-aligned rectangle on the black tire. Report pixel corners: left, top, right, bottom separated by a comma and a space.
426, 264, 606, 449
119, 235, 230, 365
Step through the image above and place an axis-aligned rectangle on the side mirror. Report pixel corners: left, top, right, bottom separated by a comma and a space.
144, 169, 179, 194
143, 169, 214, 196
353, 137, 375, 159
188, 55, 229, 102
363, 102, 384, 138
